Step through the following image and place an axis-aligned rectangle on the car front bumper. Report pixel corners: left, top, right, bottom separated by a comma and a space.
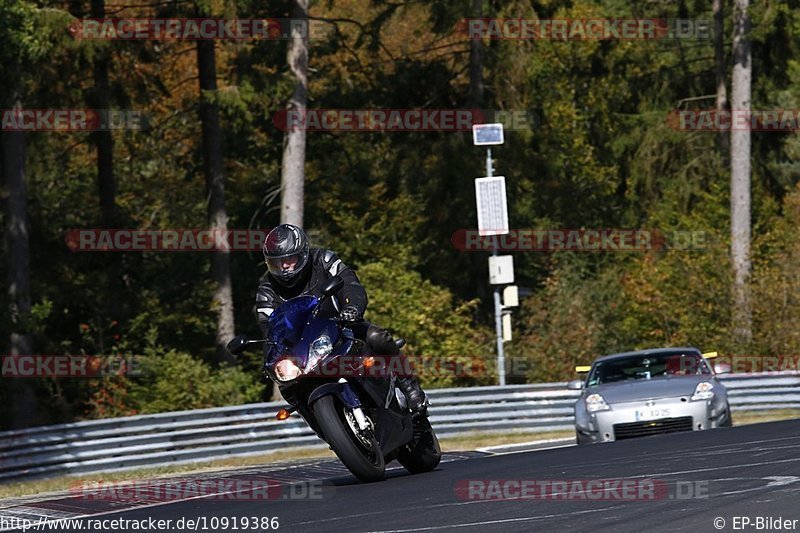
575, 396, 730, 443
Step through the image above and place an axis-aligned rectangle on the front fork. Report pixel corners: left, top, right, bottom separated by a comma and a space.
343, 379, 371, 431
308, 378, 371, 431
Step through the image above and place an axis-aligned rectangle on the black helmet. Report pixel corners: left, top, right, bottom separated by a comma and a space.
262, 224, 310, 288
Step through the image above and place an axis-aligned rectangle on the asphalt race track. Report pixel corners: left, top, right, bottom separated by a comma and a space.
3, 419, 799, 532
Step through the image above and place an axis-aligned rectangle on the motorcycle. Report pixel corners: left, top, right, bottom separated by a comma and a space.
227, 276, 441, 482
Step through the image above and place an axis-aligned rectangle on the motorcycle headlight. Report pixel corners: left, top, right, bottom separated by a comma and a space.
691, 381, 715, 401
307, 335, 333, 371
275, 358, 302, 382
585, 393, 610, 413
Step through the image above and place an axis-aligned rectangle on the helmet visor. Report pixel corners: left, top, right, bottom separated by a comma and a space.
266, 252, 307, 279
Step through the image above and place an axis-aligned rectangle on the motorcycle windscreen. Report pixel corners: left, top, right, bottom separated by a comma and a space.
267, 295, 319, 353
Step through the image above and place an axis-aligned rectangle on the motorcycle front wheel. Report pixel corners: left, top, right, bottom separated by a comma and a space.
312, 395, 385, 482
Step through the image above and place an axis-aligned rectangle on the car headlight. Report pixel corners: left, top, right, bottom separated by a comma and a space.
585, 393, 610, 413
691, 381, 715, 401
275, 358, 302, 382
307, 335, 333, 371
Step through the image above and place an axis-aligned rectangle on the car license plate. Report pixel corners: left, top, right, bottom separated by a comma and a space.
635, 408, 671, 421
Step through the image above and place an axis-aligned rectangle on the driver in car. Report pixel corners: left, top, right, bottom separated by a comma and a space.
254, 223, 430, 417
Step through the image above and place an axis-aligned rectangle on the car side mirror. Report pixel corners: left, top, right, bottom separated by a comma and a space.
567, 379, 585, 390
714, 363, 731, 375
227, 334, 250, 355
320, 276, 344, 296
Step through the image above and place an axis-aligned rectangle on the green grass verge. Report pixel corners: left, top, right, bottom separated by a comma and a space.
439, 430, 574, 451
731, 408, 800, 426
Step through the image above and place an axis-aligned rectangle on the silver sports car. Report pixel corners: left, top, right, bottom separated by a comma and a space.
569, 347, 732, 444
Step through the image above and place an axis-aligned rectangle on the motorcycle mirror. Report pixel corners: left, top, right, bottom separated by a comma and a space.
320, 276, 344, 296
226, 334, 250, 355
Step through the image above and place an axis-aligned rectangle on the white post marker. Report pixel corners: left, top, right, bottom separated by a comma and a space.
474, 176, 509, 236
502, 313, 513, 342
488, 255, 514, 285
503, 285, 519, 307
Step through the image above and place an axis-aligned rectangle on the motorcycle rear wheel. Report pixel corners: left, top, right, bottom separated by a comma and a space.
313, 395, 385, 482
397, 421, 441, 474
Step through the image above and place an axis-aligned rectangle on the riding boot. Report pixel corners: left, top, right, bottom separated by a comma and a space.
362, 323, 429, 414
397, 374, 429, 415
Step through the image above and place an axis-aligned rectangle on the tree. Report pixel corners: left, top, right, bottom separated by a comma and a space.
280, 0, 309, 227
90, 0, 117, 227
731, 0, 752, 344
357, 260, 494, 388
197, 36, 236, 364
3, 101, 37, 427
714, 0, 729, 156
1, 0, 71, 428
467, 0, 484, 108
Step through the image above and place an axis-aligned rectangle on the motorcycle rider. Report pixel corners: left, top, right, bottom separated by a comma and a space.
254, 223, 429, 415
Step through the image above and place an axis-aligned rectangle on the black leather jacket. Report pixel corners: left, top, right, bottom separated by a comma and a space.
254, 249, 367, 337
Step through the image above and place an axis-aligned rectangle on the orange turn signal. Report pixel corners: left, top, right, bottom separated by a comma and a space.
276, 408, 291, 421
363, 357, 375, 369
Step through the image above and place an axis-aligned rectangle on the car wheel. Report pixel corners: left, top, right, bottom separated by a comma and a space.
721, 404, 733, 427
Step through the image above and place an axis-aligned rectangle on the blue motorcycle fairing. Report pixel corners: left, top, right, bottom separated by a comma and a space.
266, 295, 342, 370
333, 338, 354, 358
308, 381, 362, 409
266, 296, 318, 361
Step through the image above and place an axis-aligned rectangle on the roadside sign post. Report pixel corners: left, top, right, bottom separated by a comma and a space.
472, 123, 510, 386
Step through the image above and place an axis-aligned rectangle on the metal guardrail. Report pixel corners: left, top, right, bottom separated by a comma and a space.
1, 373, 797, 481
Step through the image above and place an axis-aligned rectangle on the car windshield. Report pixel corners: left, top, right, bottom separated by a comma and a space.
587, 352, 711, 386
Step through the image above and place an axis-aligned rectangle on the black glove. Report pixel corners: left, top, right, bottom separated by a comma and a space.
339, 304, 361, 322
